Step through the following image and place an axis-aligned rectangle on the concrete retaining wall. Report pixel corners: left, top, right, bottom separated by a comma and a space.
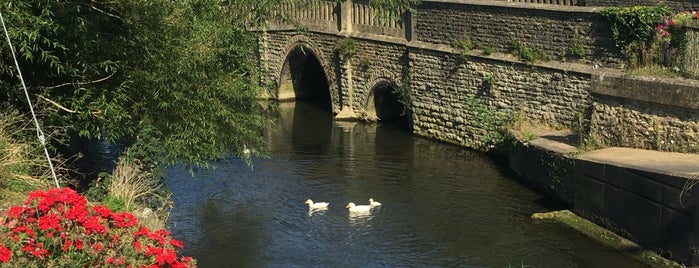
509, 139, 699, 265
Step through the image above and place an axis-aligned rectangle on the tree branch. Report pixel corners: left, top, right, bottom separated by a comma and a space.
37, 95, 78, 113
42, 72, 115, 90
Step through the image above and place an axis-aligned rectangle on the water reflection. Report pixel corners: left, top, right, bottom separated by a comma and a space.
348, 212, 374, 226
166, 101, 649, 268
307, 207, 328, 217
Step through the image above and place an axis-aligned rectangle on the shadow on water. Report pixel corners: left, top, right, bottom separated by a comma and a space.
183, 199, 265, 267
166, 100, 650, 268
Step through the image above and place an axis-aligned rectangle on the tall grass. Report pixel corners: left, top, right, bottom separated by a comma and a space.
0, 108, 55, 210
105, 156, 170, 230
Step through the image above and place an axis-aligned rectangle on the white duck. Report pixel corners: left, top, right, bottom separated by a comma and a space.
369, 198, 382, 207
305, 199, 329, 209
346, 202, 372, 212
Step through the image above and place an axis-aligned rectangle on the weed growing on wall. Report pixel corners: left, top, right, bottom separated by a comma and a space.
569, 40, 586, 59
451, 34, 473, 63
393, 74, 413, 113
335, 37, 357, 61
508, 38, 547, 65
483, 44, 494, 56
484, 72, 495, 89
463, 97, 516, 149
360, 58, 372, 75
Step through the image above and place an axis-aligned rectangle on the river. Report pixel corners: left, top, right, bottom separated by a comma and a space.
165, 101, 648, 267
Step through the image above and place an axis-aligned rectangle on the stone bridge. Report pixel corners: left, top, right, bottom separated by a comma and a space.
255, 0, 699, 265
256, 0, 699, 151
256, 0, 616, 149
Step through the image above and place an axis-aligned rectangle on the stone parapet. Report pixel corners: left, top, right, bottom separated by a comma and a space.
590, 74, 699, 152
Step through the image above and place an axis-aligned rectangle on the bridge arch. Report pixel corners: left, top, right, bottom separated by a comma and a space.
364, 74, 407, 124
277, 35, 338, 113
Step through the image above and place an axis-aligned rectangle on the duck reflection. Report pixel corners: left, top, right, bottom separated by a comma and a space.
307, 207, 328, 216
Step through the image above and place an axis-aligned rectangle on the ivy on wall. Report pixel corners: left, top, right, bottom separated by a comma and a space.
599, 5, 672, 50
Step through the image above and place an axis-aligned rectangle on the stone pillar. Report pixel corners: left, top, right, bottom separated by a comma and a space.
336, 58, 358, 120
340, 0, 353, 34
335, 0, 358, 120
259, 29, 274, 99
405, 9, 415, 42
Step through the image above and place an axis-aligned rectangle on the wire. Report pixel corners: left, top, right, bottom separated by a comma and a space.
0, 7, 60, 188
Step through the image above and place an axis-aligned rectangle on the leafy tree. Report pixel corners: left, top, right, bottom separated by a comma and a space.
0, 0, 285, 173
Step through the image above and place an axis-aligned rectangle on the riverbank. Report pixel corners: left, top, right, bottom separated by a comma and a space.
509, 127, 699, 267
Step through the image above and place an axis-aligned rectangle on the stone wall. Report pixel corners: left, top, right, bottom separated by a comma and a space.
415, 1, 620, 67
409, 48, 592, 148
583, 0, 699, 11
590, 74, 699, 152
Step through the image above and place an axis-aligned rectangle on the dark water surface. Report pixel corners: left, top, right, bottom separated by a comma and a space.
166, 102, 647, 268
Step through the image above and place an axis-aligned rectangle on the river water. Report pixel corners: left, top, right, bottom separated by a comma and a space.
166, 101, 648, 267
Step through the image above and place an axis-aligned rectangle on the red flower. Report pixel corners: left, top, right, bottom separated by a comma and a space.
65, 203, 88, 222
83, 216, 107, 235
169, 238, 184, 249
155, 248, 177, 265
133, 240, 142, 252
30, 248, 48, 258
91, 242, 104, 252
11, 226, 36, 239
0, 187, 195, 266
93, 205, 112, 218
74, 239, 84, 250
134, 227, 152, 237
145, 246, 162, 257
0, 245, 11, 263
38, 213, 61, 231
111, 211, 139, 228
6, 206, 28, 218
62, 239, 73, 251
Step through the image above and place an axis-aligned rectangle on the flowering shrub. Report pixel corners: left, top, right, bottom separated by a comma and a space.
0, 187, 195, 267
655, 11, 698, 43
